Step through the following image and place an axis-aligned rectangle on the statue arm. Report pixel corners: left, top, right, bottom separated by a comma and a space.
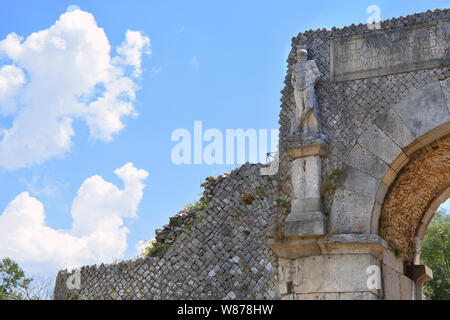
310, 60, 321, 83
290, 66, 296, 83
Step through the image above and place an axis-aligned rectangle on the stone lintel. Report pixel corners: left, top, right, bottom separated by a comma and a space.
267, 233, 388, 260
405, 264, 433, 284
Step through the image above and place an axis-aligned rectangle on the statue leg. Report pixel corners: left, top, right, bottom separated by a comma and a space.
291, 89, 304, 134
292, 89, 305, 133
300, 86, 320, 133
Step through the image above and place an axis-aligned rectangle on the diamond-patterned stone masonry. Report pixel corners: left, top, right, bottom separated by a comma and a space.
54, 163, 280, 300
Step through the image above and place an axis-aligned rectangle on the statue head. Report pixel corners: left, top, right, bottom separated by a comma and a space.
296, 48, 308, 62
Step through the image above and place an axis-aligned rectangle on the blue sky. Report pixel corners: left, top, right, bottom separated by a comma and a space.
0, 0, 449, 278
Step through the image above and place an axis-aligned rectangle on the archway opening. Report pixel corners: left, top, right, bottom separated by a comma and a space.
378, 133, 450, 299
418, 199, 449, 300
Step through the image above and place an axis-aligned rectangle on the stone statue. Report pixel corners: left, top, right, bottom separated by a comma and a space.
291, 48, 322, 134
281, 48, 327, 240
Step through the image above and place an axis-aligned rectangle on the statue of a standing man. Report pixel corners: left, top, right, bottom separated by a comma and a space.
291, 48, 322, 134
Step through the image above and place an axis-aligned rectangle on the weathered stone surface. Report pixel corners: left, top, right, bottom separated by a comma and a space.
393, 81, 450, 138
291, 156, 321, 200
376, 109, 417, 149
286, 155, 326, 237
370, 202, 382, 234
382, 264, 401, 300
268, 238, 323, 260
296, 293, 339, 300
287, 254, 379, 294
330, 188, 375, 234
291, 198, 321, 212
357, 124, 403, 164
339, 292, 379, 300
325, 233, 388, 246
284, 211, 327, 237
285, 143, 327, 159
347, 144, 389, 179
268, 234, 387, 259
330, 21, 449, 82
441, 77, 450, 112
400, 274, 415, 300
382, 250, 403, 274
343, 166, 380, 197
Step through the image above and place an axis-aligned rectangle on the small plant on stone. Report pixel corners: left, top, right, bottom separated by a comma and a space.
379, 215, 390, 232
241, 192, 255, 205
255, 187, 267, 198
391, 246, 403, 259
137, 239, 157, 258
184, 200, 206, 211
321, 169, 345, 198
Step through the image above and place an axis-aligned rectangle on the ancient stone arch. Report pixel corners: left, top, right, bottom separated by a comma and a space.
268, 9, 450, 300
378, 130, 450, 260
326, 84, 450, 299
54, 9, 449, 300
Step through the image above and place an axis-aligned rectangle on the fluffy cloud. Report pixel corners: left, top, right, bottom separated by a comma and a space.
0, 9, 151, 169
0, 163, 148, 275
0, 65, 25, 115
114, 30, 151, 77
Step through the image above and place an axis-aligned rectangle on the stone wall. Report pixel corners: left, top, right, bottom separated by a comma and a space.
54, 163, 281, 300
381, 249, 416, 300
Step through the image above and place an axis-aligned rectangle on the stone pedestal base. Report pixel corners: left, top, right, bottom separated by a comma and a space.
267, 234, 389, 300
267, 234, 432, 300
284, 133, 328, 238
284, 211, 327, 237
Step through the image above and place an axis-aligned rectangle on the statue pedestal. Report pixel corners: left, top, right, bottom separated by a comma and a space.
284, 133, 327, 238
285, 211, 327, 238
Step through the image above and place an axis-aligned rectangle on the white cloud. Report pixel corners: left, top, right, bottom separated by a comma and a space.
19, 175, 68, 198
0, 64, 25, 115
114, 30, 151, 77
66, 5, 80, 12
0, 9, 151, 169
189, 56, 199, 70
0, 162, 148, 275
